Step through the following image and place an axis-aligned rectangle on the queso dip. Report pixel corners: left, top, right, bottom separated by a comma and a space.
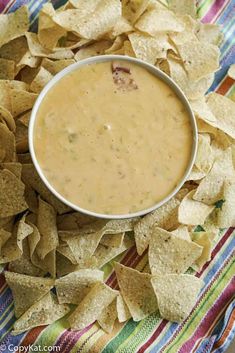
33, 60, 193, 215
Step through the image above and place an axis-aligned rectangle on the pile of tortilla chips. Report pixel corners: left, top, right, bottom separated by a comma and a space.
0, 0, 234, 335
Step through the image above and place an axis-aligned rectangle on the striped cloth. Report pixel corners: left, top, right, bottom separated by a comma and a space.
0, 1, 235, 352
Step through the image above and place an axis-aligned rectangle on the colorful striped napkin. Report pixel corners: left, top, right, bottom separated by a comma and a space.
0, 1, 234, 352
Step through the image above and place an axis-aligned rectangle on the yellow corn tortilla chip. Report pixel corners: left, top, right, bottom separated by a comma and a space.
149, 226, 203, 275
129, 32, 171, 64
123, 40, 135, 57
171, 225, 191, 241
0, 6, 29, 48
68, 282, 118, 330
0, 169, 27, 217
0, 36, 28, 64
115, 263, 158, 321
228, 64, 235, 80
122, 0, 150, 24
196, 23, 222, 45
11, 89, 38, 117
190, 97, 217, 123
105, 35, 125, 54
30, 66, 53, 93
41, 58, 75, 75
111, 16, 133, 37
12, 292, 70, 335
192, 231, 213, 270
178, 190, 215, 225
18, 110, 31, 127
193, 148, 235, 205
0, 124, 16, 162
116, 293, 131, 322
9, 254, 45, 277
0, 58, 15, 80
176, 40, 220, 81
37, 198, 58, 259
74, 40, 111, 61
168, 0, 196, 18
53, 0, 122, 40
100, 232, 125, 248
0, 106, 16, 132
195, 134, 214, 174
4, 271, 54, 318
168, 58, 214, 100
135, 8, 184, 36
151, 274, 203, 322
57, 211, 96, 230
57, 243, 77, 264
98, 299, 117, 333
25, 32, 74, 59
217, 181, 235, 227
55, 269, 104, 304
38, 3, 66, 50
21, 164, 71, 214
0, 229, 11, 253
206, 93, 235, 139
134, 192, 184, 255
16, 50, 41, 70
15, 119, 29, 153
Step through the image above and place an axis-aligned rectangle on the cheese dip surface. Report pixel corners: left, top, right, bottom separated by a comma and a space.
34, 60, 193, 215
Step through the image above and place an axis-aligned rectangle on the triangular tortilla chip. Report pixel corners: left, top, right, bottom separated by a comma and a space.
12, 292, 70, 335
114, 263, 158, 321
41, 58, 75, 75
4, 271, 54, 318
0, 169, 27, 217
68, 282, 118, 330
55, 269, 104, 304
149, 227, 203, 275
0, 58, 15, 80
37, 198, 58, 259
0, 124, 16, 163
98, 299, 117, 333
116, 293, 131, 322
30, 66, 53, 93
217, 181, 235, 227
122, 0, 150, 24
0, 229, 11, 252
192, 232, 213, 270
168, 0, 196, 18
151, 274, 203, 322
171, 225, 191, 241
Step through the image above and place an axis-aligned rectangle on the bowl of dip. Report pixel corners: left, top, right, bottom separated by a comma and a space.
29, 55, 197, 219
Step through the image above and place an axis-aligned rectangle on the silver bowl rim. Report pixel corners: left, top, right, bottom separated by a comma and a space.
29, 54, 198, 219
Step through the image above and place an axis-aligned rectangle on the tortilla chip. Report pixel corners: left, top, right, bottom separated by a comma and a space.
151, 274, 203, 322
217, 181, 235, 227
193, 148, 235, 205
30, 66, 53, 93
100, 232, 125, 247
15, 119, 28, 153
116, 293, 131, 322
206, 93, 235, 139
9, 256, 45, 277
111, 17, 133, 37
122, 0, 150, 24
228, 64, 235, 80
21, 164, 71, 214
195, 134, 214, 173
168, 58, 214, 100
0, 229, 11, 253
98, 299, 117, 333
55, 269, 104, 304
0, 6, 29, 48
192, 232, 213, 270
129, 32, 171, 64
135, 8, 184, 36
57, 243, 77, 264
134, 194, 182, 255
16, 50, 41, 70
0, 58, 15, 80
178, 190, 214, 225
75, 41, 111, 61
68, 282, 118, 330
41, 58, 75, 75
53, 0, 122, 40
57, 211, 96, 230
0, 106, 16, 132
105, 35, 125, 54
11, 89, 38, 117
171, 225, 191, 241
25, 32, 74, 59
190, 97, 216, 124
37, 198, 58, 259
168, 0, 196, 18
176, 40, 220, 81
114, 263, 158, 321
0, 169, 27, 217
149, 227, 203, 275
4, 271, 54, 318
0, 124, 16, 162
196, 23, 222, 45
12, 292, 70, 335
0, 36, 28, 65
38, 3, 66, 50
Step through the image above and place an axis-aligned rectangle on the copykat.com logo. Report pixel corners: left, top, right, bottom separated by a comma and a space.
1, 345, 61, 352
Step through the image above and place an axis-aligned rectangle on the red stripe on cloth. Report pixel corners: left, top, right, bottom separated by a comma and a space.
216, 77, 235, 95
212, 308, 235, 351
202, 0, 229, 22
16, 326, 47, 352
0, 0, 11, 13
179, 278, 235, 353
137, 320, 169, 353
